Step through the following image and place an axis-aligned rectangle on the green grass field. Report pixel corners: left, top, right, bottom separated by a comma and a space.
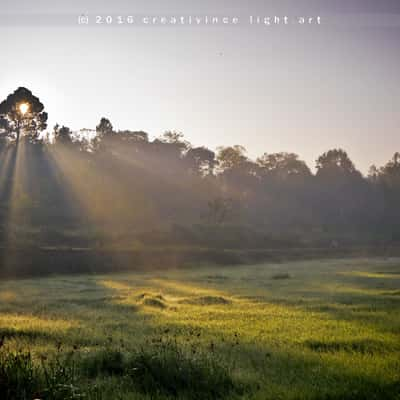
1, 258, 400, 399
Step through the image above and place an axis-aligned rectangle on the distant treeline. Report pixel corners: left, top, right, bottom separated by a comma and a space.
0, 88, 399, 258
0, 114, 399, 255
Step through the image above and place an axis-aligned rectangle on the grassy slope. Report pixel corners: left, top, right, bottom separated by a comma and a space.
0, 258, 399, 399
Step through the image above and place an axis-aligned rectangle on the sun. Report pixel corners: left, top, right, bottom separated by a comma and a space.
19, 102, 30, 115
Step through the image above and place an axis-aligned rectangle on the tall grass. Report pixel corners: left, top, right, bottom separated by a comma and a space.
0, 348, 82, 400
0, 339, 244, 400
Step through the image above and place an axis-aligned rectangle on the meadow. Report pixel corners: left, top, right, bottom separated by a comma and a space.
0, 257, 399, 399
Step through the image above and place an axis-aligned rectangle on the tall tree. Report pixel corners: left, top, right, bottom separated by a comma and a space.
53, 124, 74, 147
257, 152, 311, 179
94, 117, 114, 151
216, 145, 248, 171
379, 152, 400, 187
96, 117, 114, 138
185, 146, 217, 176
0, 87, 48, 143
316, 149, 359, 178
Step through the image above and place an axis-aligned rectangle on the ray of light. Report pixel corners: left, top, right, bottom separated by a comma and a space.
0, 140, 31, 274
47, 144, 158, 247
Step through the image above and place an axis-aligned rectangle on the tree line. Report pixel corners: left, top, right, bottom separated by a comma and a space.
1, 87, 399, 250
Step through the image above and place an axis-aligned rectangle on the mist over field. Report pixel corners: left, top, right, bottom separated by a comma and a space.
1, 0, 400, 398
0, 86, 399, 400
2, 89, 400, 265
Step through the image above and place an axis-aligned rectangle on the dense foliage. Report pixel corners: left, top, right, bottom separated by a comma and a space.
1, 88, 399, 255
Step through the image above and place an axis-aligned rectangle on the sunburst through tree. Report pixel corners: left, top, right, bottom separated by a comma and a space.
0, 87, 48, 143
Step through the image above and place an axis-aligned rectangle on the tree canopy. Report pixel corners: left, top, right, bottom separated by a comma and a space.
0, 87, 47, 143
0, 87, 399, 255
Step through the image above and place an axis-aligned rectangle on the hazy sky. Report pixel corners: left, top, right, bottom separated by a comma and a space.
1, 0, 399, 172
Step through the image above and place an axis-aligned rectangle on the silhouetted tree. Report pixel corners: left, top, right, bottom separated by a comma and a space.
94, 118, 114, 151
0, 87, 47, 143
1, 90, 400, 259
374, 153, 400, 235
217, 145, 248, 171
185, 147, 217, 176
313, 149, 368, 231
378, 152, 400, 188
316, 149, 359, 178
117, 130, 148, 143
53, 124, 74, 147
257, 152, 311, 179
96, 117, 113, 137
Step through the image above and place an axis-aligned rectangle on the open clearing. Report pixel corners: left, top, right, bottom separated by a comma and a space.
1, 258, 399, 399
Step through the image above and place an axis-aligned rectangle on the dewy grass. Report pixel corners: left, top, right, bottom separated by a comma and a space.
126, 339, 241, 399
0, 258, 399, 399
83, 339, 242, 398
0, 349, 39, 400
0, 347, 83, 400
0, 340, 243, 400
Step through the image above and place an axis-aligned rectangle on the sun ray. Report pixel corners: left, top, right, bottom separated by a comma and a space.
47, 144, 158, 246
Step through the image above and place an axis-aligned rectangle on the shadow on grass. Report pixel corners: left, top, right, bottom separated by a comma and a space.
0, 338, 246, 400
1, 274, 399, 399
133, 321, 400, 400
